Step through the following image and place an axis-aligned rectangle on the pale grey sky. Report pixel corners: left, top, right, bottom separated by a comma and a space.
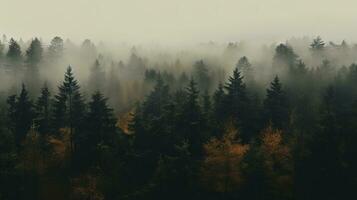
0, 0, 356, 44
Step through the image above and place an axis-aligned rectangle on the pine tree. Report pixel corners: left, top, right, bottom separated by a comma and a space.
310, 36, 325, 51
52, 66, 85, 154
134, 76, 172, 154
201, 90, 211, 121
26, 38, 43, 66
193, 60, 210, 92
88, 59, 105, 93
236, 56, 252, 78
212, 83, 226, 137
7, 84, 35, 146
142, 75, 170, 118
48, 36, 63, 60
273, 43, 298, 73
36, 84, 51, 135
224, 67, 250, 136
180, 78, 204, 157
6, 38, 22, 62
79, 92, 117, 167
263, 76, 289, 129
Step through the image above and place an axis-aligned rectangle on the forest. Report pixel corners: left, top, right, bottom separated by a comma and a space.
0, 35, 356, 200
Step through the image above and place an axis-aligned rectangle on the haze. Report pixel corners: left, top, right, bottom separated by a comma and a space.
1, 0, 356, 44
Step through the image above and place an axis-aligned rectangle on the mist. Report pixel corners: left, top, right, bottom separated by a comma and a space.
2, 1, 357, 200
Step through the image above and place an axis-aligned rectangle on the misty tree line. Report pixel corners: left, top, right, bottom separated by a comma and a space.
0, 35, 357, 200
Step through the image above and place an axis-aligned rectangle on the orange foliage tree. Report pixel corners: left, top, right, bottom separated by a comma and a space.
201, 124, 249, 193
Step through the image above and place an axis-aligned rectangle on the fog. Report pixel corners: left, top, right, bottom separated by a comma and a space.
1, 0, 357, 44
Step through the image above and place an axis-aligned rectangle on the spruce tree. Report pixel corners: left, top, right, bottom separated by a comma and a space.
88, 59, 105, 93
180, 78, 204, 157
6, 38, 22, 62
212, 83, 226, 137
26, 38, 43, 66
310, 36, 325, 51
142, 75, 170, 118
263, 76, 289, 129
52, 66, 85, 154
236, 56, 252, 78
7, 84, 35, 146
273, 43, 298, 73
224, 67, 250, 136
48, 36, 63, 60
79, 92, 117, 167
193, 60, 210, 92
36, 84, 51, 135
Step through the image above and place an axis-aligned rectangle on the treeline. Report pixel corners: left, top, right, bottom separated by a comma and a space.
0, 36, 357, 200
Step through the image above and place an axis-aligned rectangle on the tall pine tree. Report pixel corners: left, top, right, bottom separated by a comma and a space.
263, 76, 289, 129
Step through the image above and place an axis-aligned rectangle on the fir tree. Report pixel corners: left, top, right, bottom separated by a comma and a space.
6, 38, 22, 62
52, 66, 85, 154
48, 36, 63, 60
224, 67, 250, 138
193, 60, 210, 92
78, 92, 118, 168
36, 84, 51, 135
26, 38, 43, 66
263, 76, 289, 129
180, 78, 204, 157
7, 84, 35, 146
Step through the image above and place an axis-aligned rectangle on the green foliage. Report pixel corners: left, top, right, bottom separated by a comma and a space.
6, 38, 22, 62
26, 38, 43, 65
263, 76, 289, 129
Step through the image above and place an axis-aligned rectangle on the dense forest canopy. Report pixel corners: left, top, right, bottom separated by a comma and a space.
0, 35, 356, 200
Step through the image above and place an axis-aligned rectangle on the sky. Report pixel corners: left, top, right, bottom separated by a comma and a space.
0, 0, 356, 45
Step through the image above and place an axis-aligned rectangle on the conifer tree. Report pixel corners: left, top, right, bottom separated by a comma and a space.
79, 92, 117, 167
212, 83, 226, 137
273, 43, 298, 73
193, 60, 210, 92
236, 56, 252, 79
88, 59, 105, 93
36, 84, 51, 135
6, 38, 22, 62
7, 84, 35, 146
310, 36, 325, 51
142, 75, 170, 118
52, 66, 85, 154
48, 36, 63, 60
180, 78, 204, 157
263, 76, 289, 129
224, 67, 250, 137
26, 38, 43, 66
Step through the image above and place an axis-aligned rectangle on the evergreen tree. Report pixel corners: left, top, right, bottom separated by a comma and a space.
201, 90, 211, 121
26, 38, 43, 66
6, 38, 22, 62
236, 56, 252, 77
310, 36, 325, 51
52, 66, 85, 154
273, 43, 298, 73
212, 83, 226, 137
263, 76, 289, 129
36, 84, 51, 135
88, 59, 105, 93
78, 92, 118, 168
306, 86, 343, 199
179, 78, 204, 157
224, 67, 251, 139
48, 36, 63, 60
193, 60, 210, 92
7, 84, 35, 146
